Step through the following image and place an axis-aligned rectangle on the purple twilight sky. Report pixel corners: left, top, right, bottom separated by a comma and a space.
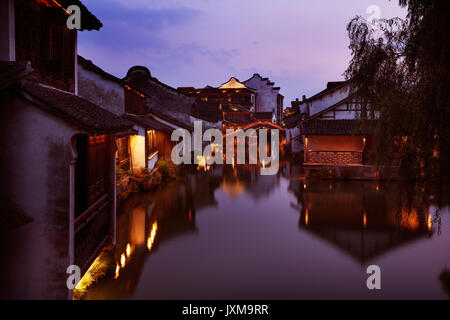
78, 0, 406, 106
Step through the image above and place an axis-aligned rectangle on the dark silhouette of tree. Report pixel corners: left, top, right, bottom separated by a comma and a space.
345, 0, 449, 180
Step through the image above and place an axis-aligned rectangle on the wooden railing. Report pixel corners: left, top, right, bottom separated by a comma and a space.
74, 194, 110, 273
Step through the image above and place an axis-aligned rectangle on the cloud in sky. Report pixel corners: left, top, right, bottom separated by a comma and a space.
79, 0, 406, 104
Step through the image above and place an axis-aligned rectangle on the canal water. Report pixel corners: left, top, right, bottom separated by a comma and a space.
84, 160, 450, 299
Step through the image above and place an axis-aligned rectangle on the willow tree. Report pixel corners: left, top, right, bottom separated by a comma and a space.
345, 0, 449, 180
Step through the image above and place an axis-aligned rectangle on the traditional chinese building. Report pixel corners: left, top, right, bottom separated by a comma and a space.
78, 56, 176, 181
180, 74, 284, 129
121, 65, 209, 159
0, 0, 136, 299
288, 81, 377, 178
179, 77, 256, 130
243, 73, 284, 124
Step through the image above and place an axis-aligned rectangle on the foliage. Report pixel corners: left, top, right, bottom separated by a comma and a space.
116, 167, 128, 181
140, 167, 150, 174
156, 160, 178, 179
345, 0, 450, 180
73, 249, 115, 300
152, 171, 162, 186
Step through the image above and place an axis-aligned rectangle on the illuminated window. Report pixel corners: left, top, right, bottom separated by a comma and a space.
147, 130, 157, 155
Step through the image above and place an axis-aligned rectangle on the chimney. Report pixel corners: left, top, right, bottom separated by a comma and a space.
302, 95, 306, 102
291, 98, 301, 113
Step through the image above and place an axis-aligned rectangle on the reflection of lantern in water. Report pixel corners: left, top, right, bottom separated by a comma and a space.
363, 212, 367, 228
197, 155, 206, 171
120, 253, 126, 268
427, 212, 432, 231
114, 263, 120, 279
305, 209, 309, 226
126, 243, 131, 257
147, 221, 158, 251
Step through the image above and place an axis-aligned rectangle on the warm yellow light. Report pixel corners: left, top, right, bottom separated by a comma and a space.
303, 183, 307, 190
114, 263, 120, 279
120, 253, 126, 268
427, 213, 432, 231
197, 155, 206, 170
363, 137, 366, 144
126, 243, 131, 257
305, 209, 309, 226
363, 212, 367, 228
73, 254, 110, 299
376, 185, 379, 191
147, 221, 158, 251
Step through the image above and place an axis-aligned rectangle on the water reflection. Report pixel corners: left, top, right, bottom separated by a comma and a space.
84, 159, 450, 299
289, 180, 433, 264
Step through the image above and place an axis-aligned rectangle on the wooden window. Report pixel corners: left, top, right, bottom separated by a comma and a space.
147, 130, 157, 155
74, 134, 111, 273
116, 136, 130, 171
15, 1, 76, 91
88, 136, 108, 206
75, 134, 110, 216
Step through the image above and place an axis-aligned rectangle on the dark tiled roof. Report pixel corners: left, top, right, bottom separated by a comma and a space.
223, 118, 253, 126
253, 112, 272, 119
22, 83, 134, 135
78, 55, 122, 84
302, 120, 376, 136
191, 111, 220, 123
57, 0, 102, 31
123, 113, 173, 132
148, 108, 194, 131
303, 81, 348, 103
192, 102, 221, 123
0, 61, 33, 90
327, 81, 346, 90
221, 104, 250, 113
283, 112, 302, 128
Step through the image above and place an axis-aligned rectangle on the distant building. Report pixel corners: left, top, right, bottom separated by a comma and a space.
179, 74, 284, 129
243, 73, 284, 124
78, 56, 175, 176
288, 81, 377, 178
123, 65, 220, 132
179, 77, 255, 130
